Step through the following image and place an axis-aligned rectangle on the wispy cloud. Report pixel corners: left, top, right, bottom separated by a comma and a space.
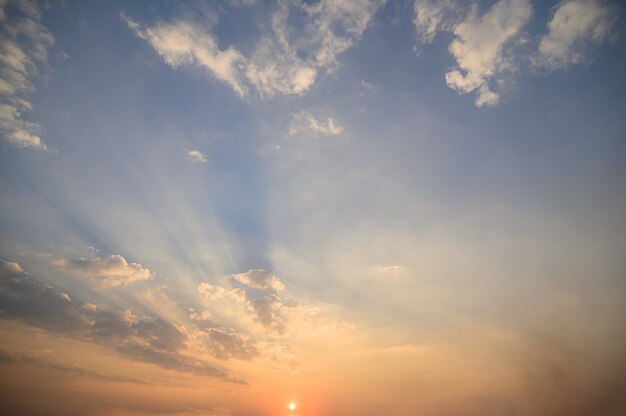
124, 0, 384, 98
0, 0, 54, 150
123, 14, 248, 97
536, 0, 618, 70
413, 0, 464, 48
288, 111, 343, 136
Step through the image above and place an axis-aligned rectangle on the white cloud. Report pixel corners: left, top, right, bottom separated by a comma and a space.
536, 0, 617, 70
413, 0, 464, 47
124, 0, 384, 98
288, 111, 343, 136
123, 15, 248, 97
0, 0, 53, 150
58, 254, 154, 287
230, 269, 285, 292
198, 282, 228, 300
198, 282, 246, 302
444, 0, 532, 108
188, 149, 207, 163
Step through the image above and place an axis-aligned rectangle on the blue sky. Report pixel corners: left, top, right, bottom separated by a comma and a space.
1, 1, 626, 415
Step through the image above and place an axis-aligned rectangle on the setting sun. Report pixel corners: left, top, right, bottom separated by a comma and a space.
289, 402, 296, 411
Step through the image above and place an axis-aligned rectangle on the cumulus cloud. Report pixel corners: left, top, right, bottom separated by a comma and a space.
536, 0, 618, 70
188, 149, 208, 163
198, 282, 246, 302
0, 259, 232, 379
57, 254, 154, 287
124, 0, 384, 98
0, 0, 53, 150
198, 276, 286, 334
230, 269, 285, 291
445, 0, 532, 108
288, 111, 343, 136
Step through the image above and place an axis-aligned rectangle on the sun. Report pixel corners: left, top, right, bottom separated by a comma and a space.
288, 402, 296, 411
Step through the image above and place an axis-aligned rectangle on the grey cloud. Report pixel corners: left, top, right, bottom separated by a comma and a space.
518, 332, 626, 415
0, 349, 149, 384
0, 259, 232, 380
246, 294, 285, 334
204, 327, 259, 361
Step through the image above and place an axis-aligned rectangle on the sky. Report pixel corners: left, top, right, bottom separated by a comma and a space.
0, 0, 625, 415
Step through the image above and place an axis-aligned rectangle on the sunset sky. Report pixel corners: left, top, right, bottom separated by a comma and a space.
1, 0, 625, 415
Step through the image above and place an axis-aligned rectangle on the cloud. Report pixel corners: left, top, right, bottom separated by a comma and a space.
247, 0, 384, 96
0, 259, 232, 379
288, 111, 343, 136
198, 282, 246, 301
0, 349, 148, 384
57, 254, 154, 287
203, 327, 259, 360
246, 294, 285, 334
188, 149, 207, 163
536, 0, 618, 70
413, 0, 464, 47
0, 0, 53, 150
197, 277, 286, 334
230, 269, 285, 291
445, 0, 532, 108
124, 0, 384, 98
123, 14, 248, 97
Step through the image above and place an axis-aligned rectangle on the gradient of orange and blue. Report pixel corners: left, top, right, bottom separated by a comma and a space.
1, 0, 626, 415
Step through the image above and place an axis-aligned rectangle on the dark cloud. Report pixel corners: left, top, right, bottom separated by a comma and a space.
0, 349, 148, 384
518, 332, 626, 415
0, 259, 232, 380
204, 327, 259, 361
246, 294, 285, 334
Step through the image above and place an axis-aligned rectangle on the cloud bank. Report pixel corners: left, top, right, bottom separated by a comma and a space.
0, 259, 233, 380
